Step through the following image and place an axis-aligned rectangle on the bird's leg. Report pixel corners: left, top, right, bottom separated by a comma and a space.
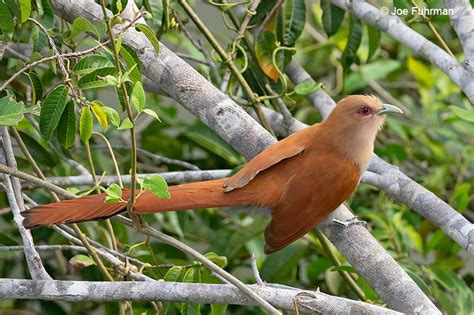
332, 216, 367, 228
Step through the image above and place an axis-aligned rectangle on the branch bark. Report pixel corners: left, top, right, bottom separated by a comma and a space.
0, 279, 401, 314
17, 170, 231, 189
444, 0, 474, 64
0, 128, 51, 280
331, 0, 474, 103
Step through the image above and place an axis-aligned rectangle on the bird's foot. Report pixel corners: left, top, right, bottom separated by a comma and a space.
332, 216, 367, 228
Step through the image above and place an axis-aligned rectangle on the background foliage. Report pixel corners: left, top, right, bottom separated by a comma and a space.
0, 0, 473, 314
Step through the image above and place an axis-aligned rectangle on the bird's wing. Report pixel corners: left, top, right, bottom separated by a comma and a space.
263, 156, 361, 254
223, 133, 306, 192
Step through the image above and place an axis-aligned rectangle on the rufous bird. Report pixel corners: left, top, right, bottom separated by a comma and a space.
22, 95, 402, 253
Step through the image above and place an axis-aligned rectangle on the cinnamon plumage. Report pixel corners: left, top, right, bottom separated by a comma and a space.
22, 95, 402, 253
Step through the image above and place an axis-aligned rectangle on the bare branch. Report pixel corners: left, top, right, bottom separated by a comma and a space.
16, 170, 231, 189
0, 128, 51, 280
330, 0, 474, 104
444, 0, 474, 63
0, 279, 402, 314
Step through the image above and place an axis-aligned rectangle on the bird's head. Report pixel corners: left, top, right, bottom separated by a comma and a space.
323, 95, 403, 169
330, 95, 403, 130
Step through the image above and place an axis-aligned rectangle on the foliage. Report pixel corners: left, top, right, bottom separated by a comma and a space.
0, 0, 472, 314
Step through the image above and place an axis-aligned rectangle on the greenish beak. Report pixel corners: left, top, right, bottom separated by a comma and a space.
376, 104, 403, 115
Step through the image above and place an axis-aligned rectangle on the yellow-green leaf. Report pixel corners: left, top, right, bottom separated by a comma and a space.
407, 56, 435, 87
135, 23, 160, 55
255, 31, 279, 81
79, 107, 93, 143
91, 101, 108, 129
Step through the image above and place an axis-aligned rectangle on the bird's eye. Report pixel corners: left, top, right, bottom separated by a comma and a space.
358, 106, 372, 116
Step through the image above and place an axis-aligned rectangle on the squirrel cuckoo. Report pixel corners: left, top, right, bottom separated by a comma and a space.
22, 95, 402, 253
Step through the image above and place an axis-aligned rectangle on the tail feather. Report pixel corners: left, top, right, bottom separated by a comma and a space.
22, 179, 249, 228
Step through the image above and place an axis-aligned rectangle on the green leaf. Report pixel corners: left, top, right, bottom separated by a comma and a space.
3, 0, 20, 24
204, 252, 227, 268
117, 117, 133, 130
91, 101, 108, 129
449, 183, 471, 212
184, 124, 242, 165
0, 96, 26, 126
143, 0, 163, 28
321, 0, 345, 37
277, 0, 306, 47
72, 55, 114, 75
142, 174, 170, 199
40, 84, 69, 140
261, 240, 306, 282
131, 82, 145, 112
211, 304, 227, 315
38, 0, 55, 29
135, 23, 160, 54
115, 33, 123, 54
57, 100, 76, 148
294, 80, 322, 95
330, 265, 358, 273
77, 67, 118, 89
367, 24, 380, 62
120, 44, 142, 84
79, 107, 93, 143
255, 31, 279, 81
105, 183, 123, 201
0, 232, 18, 246
19, 131, 58, 167
25, 71, 43, 106
341, 16, 362, 69
407, 56, 435, 87
110, 0, 128, 14
181, 268, 201, 315
103, 106, 121, 127
449, 105, 474, 123
343, 60, 401, 93
19, 0, 32, 23
164, 266, 184, 282
143, 108, 161, 122
69, 16, 98, 39
0, 1, 15, 40
69, 254, 95, 270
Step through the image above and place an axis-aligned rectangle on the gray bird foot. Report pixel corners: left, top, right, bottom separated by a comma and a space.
332, 216, 367, 228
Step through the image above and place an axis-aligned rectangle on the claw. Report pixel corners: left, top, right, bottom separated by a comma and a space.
332, 216, 367, 228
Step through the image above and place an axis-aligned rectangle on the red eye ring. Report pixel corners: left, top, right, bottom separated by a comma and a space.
358, 106, 373, 116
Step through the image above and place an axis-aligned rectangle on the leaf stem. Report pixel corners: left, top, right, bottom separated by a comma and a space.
99, 0, 143, 229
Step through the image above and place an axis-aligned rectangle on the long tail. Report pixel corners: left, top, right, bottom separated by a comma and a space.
22, 179, 250, 228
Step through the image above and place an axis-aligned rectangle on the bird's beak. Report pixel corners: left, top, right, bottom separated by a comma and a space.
376, 104, 403, 115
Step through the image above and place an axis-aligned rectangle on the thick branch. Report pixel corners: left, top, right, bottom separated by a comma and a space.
0, 279, 401, 314
331, 0, 474, 103
444, 0, 474, 63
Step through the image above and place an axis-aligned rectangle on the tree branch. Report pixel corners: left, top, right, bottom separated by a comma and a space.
444, 0, 474, 63
16, 170, 231, 189
0, 128, 51, 280
0, 279, 401, 314
330, 0, 474, 103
